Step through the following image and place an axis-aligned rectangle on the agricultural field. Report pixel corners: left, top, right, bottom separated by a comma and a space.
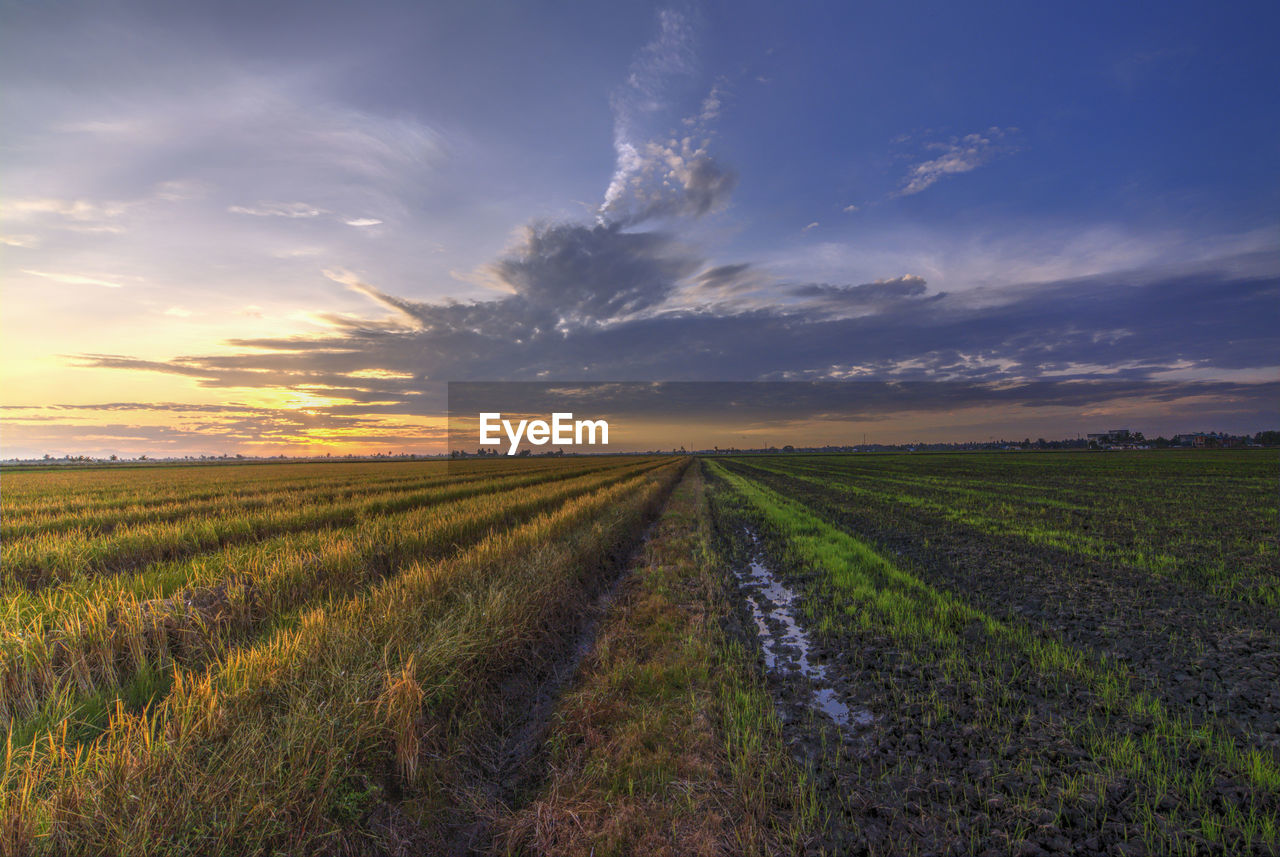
1, 451, 1276, 856
706, 451, 1279, 857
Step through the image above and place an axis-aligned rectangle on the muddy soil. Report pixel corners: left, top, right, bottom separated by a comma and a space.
732, 527, 873, 731
708, 469, 1278, 857
729, 461, 1280, 758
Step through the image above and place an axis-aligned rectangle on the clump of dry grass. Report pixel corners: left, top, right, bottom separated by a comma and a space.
378, 655, 425, 787
1, 730, 48, 857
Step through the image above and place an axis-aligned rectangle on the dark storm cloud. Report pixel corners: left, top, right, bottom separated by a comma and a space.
790, 273, 927, 300
683, 261, 766, 301
72, 247, 1280, 432
788, 274, 937, 312
697, 263, 753, 291
493, 221, 701, 321
448, 379, 1280, 426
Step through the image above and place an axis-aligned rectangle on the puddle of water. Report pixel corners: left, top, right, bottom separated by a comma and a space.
734, 528, 873, 729
813, 687, 872, 727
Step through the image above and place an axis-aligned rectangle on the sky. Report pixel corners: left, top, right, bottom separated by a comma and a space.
1, 0, 1277, 457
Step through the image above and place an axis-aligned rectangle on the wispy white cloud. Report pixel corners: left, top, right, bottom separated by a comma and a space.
769, 223, 1277, 298
153, 179, 207, 202
897, 127, 1015, 196
802, 221, 820, 231
344, 217, 383, 227
598, 9, 735, 225
229, 202, 327, 218
347, 368, 415, 380
270, 246, 326, 259
2, 197, 128, 221
603, 134, 736, 224
2, 196, 131, 234
3, 63, 447, 276
321, 268, 363, 289
21, 269, 126, 288
684, 80, 724, 125
322, 268, 425, 330
602, 9, 696, 215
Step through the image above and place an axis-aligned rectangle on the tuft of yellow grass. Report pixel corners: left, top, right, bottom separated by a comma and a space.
378, 655, 425, 787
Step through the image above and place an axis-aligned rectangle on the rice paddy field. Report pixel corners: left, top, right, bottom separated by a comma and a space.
1, 450, 1276, 856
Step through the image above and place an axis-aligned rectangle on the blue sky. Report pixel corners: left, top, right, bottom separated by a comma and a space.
1, 0, 1276, 455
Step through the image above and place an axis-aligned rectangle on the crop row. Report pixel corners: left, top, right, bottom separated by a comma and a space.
729, 454, 1277, 604
0, 458, 588, 531
1, 460, 686, 853
1, 460, 448, 512
776, 453, 1272, 535
765, 454, 1269, 534
0, 458, 667, 740
1, 458, 630, 591
0, 467, 464, 540
1, 458, 579, 517
1, 458, 643, 632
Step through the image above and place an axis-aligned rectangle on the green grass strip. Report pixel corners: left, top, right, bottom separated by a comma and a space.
711, 461, 1279, 855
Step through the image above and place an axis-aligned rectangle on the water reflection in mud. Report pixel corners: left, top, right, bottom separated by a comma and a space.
734, 529, 873, 728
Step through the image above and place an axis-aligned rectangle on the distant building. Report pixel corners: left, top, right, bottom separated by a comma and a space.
1174, 432, 1243, 449
1087, 428, 1143, 448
